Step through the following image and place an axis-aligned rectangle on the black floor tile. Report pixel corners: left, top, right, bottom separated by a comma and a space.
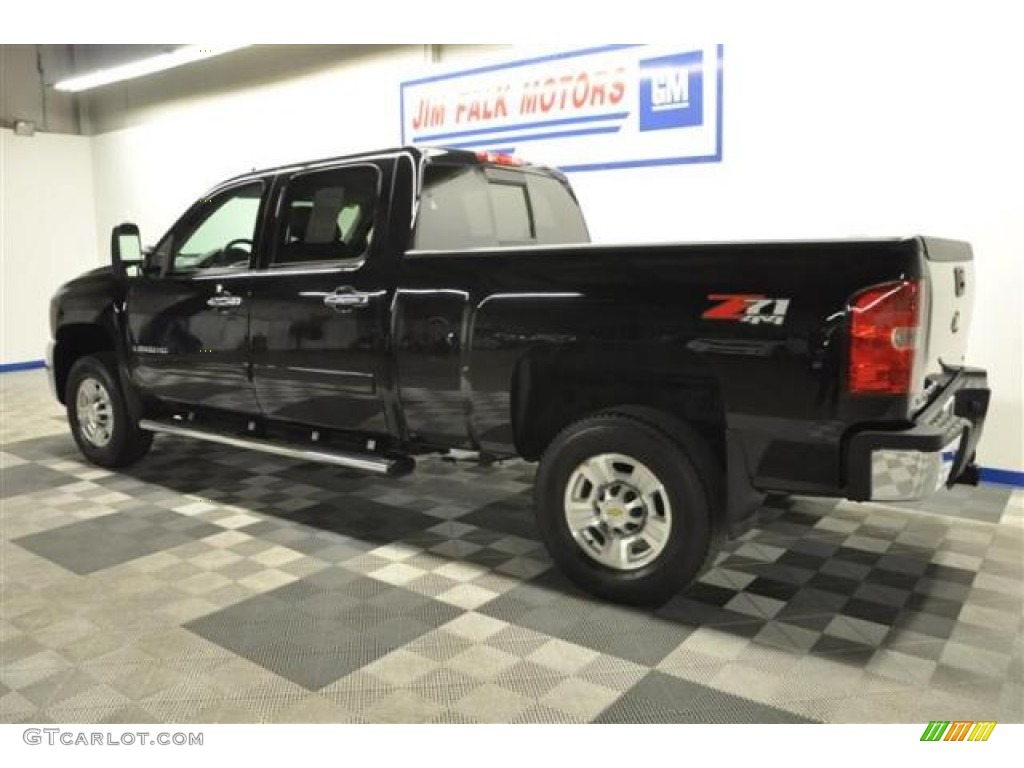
841, 597, 901, 626
745, 577, 802, 601
807, 572, 861, 596
459, 494, 539, 540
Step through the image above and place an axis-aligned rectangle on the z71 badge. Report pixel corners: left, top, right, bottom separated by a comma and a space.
702, 294, 791, 326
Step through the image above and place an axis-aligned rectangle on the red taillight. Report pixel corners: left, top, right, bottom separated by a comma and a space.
848, 280, 921, 395
475, 150, 523, 167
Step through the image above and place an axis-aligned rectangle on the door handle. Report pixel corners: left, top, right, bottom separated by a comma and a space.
323, 287, 370, 310
207, 294, 243, 309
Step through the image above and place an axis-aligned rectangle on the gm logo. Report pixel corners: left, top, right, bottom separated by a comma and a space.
638, 50, 704, 132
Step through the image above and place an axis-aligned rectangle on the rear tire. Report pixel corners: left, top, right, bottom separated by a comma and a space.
534, 412, 722, 605
66, 353, 152, 468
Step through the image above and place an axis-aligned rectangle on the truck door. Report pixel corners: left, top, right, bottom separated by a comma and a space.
247, 160, 397, 436
125, 179, 267, 413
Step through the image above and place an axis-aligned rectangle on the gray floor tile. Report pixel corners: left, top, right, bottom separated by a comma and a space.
594, 671, 816, 723
14, 512, 223, 574
185, 570, 462, 690
1, 464, 79, 498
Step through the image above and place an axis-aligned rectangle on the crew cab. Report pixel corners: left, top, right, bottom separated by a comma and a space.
47, 146, 990, 604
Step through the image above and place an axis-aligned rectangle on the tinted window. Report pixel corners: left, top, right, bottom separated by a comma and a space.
413, 163, 589, 251
490, 183, 532, 242
274, 165, 380, 266
163, 181, 264, 274
524, 173, 590, 244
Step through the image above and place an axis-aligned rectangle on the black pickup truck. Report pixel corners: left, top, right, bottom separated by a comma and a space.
47, 146, 990, 603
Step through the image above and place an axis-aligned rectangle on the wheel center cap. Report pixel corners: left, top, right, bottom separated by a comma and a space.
596, 483, 646, 532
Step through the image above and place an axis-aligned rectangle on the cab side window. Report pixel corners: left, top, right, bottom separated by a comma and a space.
273, 165, 380, 267
158, 181, 264, 275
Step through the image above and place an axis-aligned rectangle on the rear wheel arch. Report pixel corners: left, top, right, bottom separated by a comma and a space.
511, 348, 727, 465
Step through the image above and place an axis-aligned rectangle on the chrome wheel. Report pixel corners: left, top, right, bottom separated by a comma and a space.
75, 377, 114, 447
563, 452, 672, 571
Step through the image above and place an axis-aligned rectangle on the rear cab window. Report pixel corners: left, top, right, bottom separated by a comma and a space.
413, 162, 590, 251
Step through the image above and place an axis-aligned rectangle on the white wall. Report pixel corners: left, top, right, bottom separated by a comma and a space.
79, 42, 1024, 473
89, 47, 426, 257
0, 127, 100, 366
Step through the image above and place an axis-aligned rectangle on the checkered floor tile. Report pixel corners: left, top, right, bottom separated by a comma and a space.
2, 369, 1021, 723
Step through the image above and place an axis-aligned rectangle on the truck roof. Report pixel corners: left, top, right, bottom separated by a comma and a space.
217, 145, 553, 189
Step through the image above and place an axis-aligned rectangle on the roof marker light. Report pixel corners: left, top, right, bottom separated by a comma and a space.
474, 151, 524, 167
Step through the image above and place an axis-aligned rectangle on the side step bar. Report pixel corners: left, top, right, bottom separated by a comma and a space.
139, 419, 414, 477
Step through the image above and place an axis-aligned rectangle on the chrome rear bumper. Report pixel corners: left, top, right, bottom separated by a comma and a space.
867, 443, 959, 501
847, 366, 989, 502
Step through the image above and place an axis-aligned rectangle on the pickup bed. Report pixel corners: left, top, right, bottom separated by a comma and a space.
47, 146, 990, 603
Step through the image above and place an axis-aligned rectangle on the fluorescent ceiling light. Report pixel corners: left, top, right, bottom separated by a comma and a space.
54, 45, 249, 92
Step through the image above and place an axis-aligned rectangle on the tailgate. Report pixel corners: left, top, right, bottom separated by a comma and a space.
920, 237, 974, 377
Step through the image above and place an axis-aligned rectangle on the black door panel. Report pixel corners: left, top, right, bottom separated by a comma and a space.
127, 276, 257, 412
249, 273, 390, 432
248, 161, 395, 435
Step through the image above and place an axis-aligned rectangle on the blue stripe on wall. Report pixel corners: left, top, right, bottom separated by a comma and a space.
413, 111, 631, 143
0, 359, 46, 373
447, 125, 621, 149
979, 467, 1024, 488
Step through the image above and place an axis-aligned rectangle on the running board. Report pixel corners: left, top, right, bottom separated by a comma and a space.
139, 419, 413, 477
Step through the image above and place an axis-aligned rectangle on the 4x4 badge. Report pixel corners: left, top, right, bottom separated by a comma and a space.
703, 294, 791, 326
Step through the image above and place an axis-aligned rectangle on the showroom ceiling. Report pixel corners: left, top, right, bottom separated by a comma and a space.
49, 44, 183, 83
2, 45, 184, 133
71, 45, 180, 71
1, 45, 410, 135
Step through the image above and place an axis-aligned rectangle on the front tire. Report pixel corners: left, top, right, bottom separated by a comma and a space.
66, 353, 152, 468
534, 412, 722, 605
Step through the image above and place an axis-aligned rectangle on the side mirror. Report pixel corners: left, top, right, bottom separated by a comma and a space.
111, 222, 142, 280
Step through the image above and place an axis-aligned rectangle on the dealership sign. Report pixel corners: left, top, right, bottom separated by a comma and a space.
400, 44, 723, 172
395, 44, 724, 174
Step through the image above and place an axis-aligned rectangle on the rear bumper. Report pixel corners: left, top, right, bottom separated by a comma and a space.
847, 366, 990, 502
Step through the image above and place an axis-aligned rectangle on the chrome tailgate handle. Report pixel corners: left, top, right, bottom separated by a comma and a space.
324, 287, 370, 309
